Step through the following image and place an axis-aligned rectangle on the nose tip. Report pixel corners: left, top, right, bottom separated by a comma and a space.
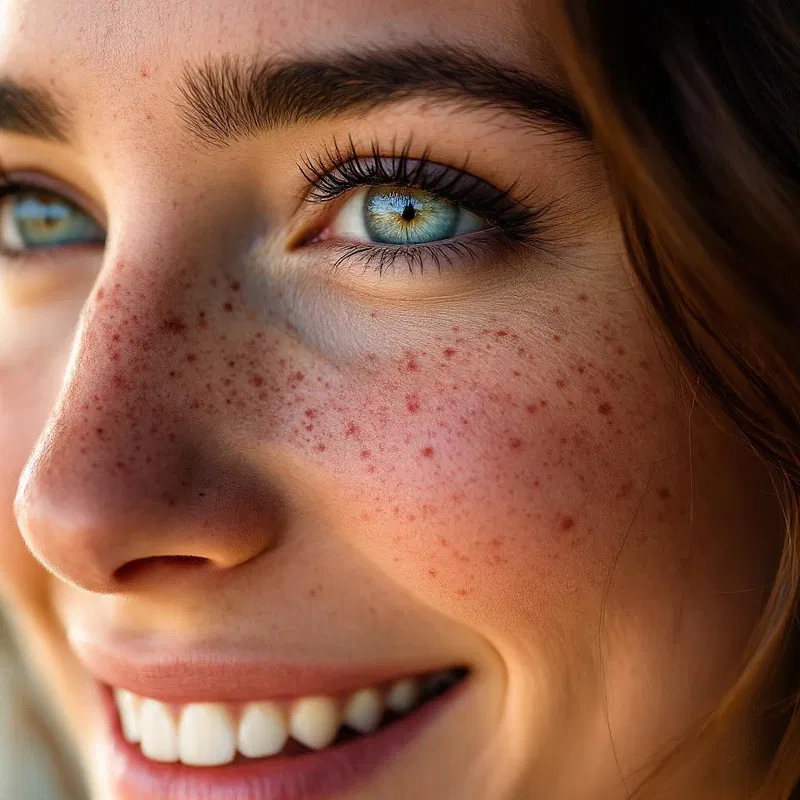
14, 431, 284, 593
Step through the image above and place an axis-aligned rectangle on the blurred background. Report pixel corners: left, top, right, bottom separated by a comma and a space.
0, 607, 87, 799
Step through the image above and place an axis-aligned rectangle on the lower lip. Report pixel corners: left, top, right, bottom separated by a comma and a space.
98, 677, 470, 800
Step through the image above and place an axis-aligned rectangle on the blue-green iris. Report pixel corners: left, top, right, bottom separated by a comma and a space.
6, 192, 104, 249
364, 187, 459, 245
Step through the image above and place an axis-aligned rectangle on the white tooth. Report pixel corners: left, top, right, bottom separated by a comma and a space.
385, 678, 421, 714
238, 702, 288, 758
114, 689, 141, 744
178, 703, 237, 766
342, 688, 383, 734
289, 697, 340, 750
139, 699, 178, 763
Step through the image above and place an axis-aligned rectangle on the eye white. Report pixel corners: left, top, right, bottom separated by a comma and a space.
0, 196, 24, 251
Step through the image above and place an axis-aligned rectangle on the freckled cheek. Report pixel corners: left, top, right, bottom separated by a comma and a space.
307, 339, 680, 608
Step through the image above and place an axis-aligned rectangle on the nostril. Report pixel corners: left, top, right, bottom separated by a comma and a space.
114, 555, 211, 584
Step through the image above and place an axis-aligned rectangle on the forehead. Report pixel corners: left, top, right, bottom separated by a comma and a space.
0, 0, 554, 86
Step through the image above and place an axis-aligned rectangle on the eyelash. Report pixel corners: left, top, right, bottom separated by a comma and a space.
299, 137, 550, 276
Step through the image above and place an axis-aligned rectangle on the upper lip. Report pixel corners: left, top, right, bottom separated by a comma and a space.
69, 633, 449, 704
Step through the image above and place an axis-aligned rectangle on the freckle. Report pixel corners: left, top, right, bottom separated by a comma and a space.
230, 280, 241, 291
561, 517, 575, 531
578, 293, 589, 302
223, 302, 233, 312
553, 334, 562, 342
428, 569, 438, 577
370, 312, 377, 318
305, 408, 317, 419
345, 422, 359, 437
526, 404, 538, 414
540, 399, 548, 408
552, 306, 561, 314
456, 588, 470, 597
406, 394, 420, 413
249, 375, 264, 387
639, 359, 649, 369
189, 400, 201, 409
421, 446, 435, 458
443, 348, 456, 358
210, 278, 218, 287
658, 487, 671, 500
168, 433, 177, 442
186, 353, 197, 363
598, 402, 612, 415
533, 479, 540, 487
161, 315, 187, 334
96, 287, 105, 300
617, 346, 627, 356
95, 428, 104, 437
577, 366, 585, 374
555, 379, 566, 389
509, 438, 522, 450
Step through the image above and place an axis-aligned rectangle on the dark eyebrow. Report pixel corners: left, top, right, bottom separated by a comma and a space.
0, 79, 71, 142
177, 45, 589, 148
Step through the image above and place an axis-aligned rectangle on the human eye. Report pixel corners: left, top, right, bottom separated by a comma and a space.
0, 173, 106, 261
296, 139, 549, 277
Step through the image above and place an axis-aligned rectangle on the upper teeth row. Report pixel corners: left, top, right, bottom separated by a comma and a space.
114, 670, 458, 766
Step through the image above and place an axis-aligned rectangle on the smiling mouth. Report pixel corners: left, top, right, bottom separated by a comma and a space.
112, 667, 469, 766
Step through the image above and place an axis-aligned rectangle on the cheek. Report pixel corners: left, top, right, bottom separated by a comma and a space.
299, 318, 690, 625
0, 368, 63, 605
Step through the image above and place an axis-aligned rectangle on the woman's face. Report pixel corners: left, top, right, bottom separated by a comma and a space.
0, 1, 783, 798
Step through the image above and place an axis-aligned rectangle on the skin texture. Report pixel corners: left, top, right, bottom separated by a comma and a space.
0, 0, 785, 798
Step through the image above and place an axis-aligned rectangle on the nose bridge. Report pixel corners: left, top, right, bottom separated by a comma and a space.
14, 249, 282, 593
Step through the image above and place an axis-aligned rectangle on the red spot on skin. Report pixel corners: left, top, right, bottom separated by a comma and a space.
578, 293, 589, 302
510, 438, 522, 450
161, 316, 187, 334
561, 517, 575, 531
189, 400, 201, 409
95, 428, 104, 438
230, 280, 241, 291
305, 408, 317, 419
540, 400, 548, 408
360, 449, 371, 459
555, 379, 566, 389
186, 353, 197, 363
495, 330, 508, 337
512, 370, 521, 377
553, 334, 562, 342
443, 348, 457, 358
406, 394, 420, 413
421, 446, 435, 458
456, 588, 470, 597
526, 404, 538, 414
405, 358, 419, 372
598, 402, 612, 415
658, 487, 672, 500
198, 311, 208, 329
345, 423, 359, 437
140, 67, 149, 78
291, 371, 305, 384
616, 481, 633, 500
370, 312, 377, 318
250, 375, 265, 388
577, 365, 586, 374
428, 569, 438, 577
314, 444, 326, 452
223, 302, 233, 312
96, 288, 105, 300
490, 537, 504, 547
112, 333, 121, 342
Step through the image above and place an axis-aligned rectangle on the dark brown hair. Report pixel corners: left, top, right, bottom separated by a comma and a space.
556, 0, 800, 797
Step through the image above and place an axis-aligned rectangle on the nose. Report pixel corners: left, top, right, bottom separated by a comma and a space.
14, 253, 286, 593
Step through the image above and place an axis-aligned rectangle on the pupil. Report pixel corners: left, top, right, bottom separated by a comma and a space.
401, 203, 417, 223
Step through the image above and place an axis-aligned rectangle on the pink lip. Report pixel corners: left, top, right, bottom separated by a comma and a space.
98, 676, 470, 800
71, 636, 458, 703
